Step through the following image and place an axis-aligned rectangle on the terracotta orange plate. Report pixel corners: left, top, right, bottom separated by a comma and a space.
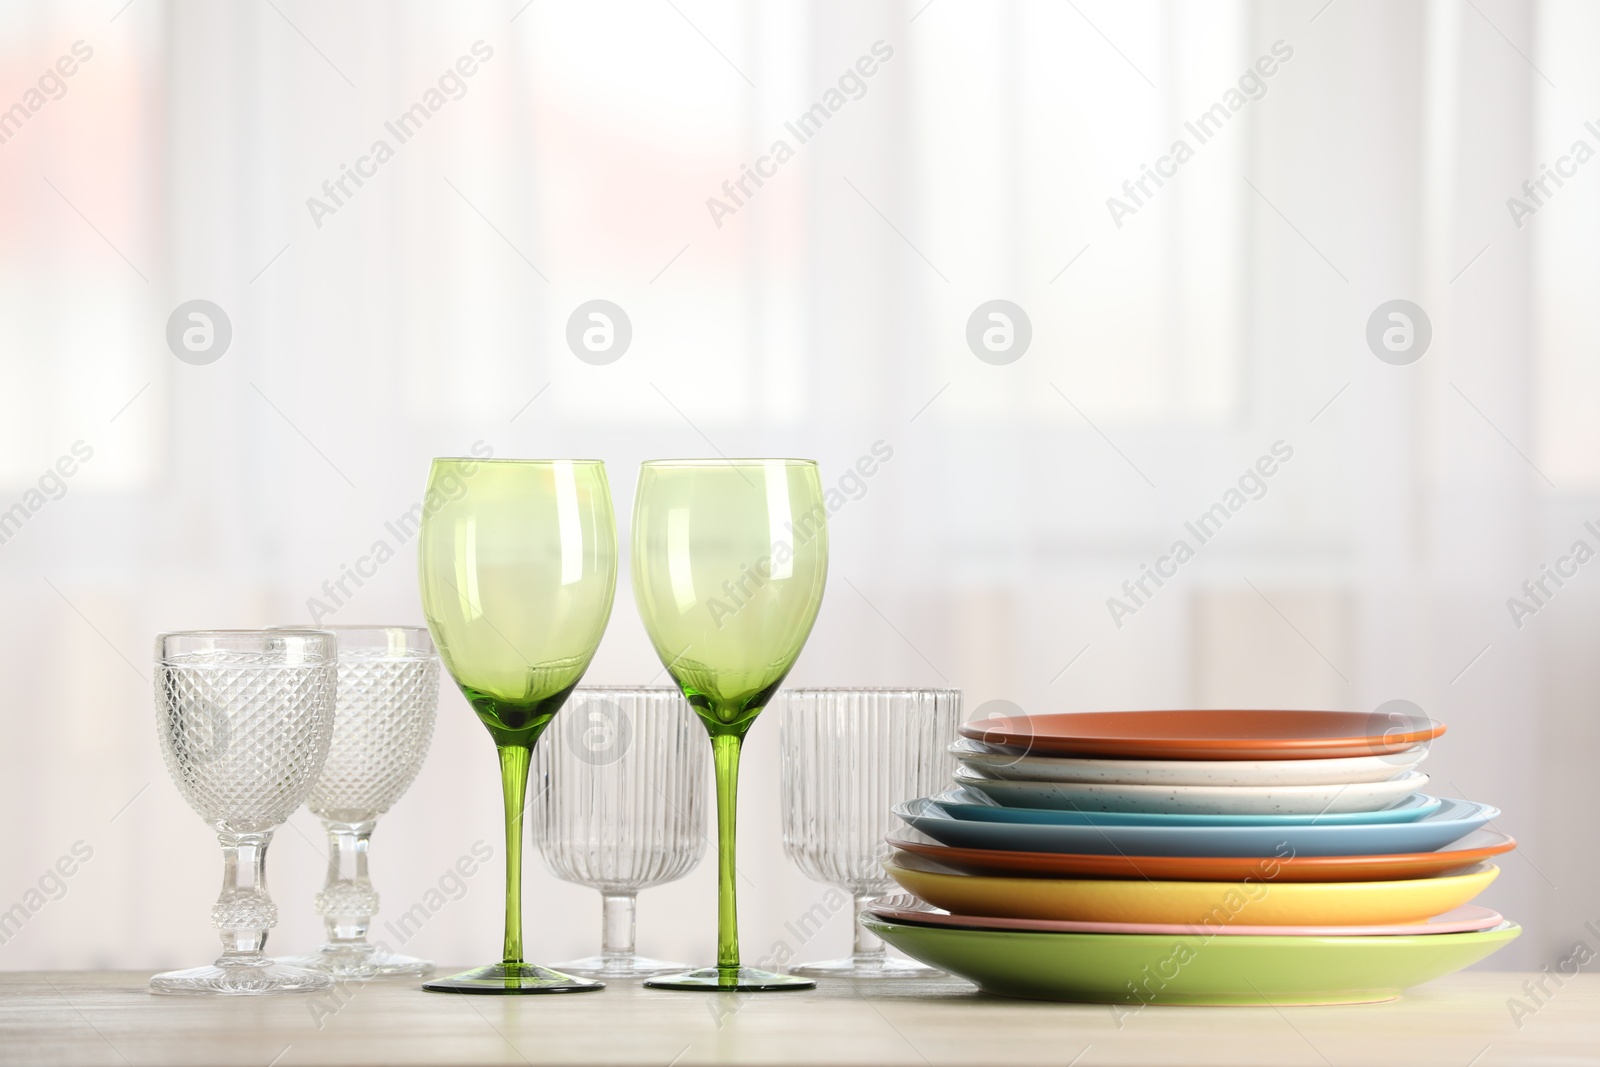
959, 709, 1446, 760
884, 829, 1517, 883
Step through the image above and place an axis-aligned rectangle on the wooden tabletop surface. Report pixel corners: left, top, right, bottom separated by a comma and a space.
1, 970, 1595, 1066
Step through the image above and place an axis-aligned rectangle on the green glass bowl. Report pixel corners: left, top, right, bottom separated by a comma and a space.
863, 914, 1520, 1005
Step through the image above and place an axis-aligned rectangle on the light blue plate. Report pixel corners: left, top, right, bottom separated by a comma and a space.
932, 787, 1443, 827
894, 795, 1498, 858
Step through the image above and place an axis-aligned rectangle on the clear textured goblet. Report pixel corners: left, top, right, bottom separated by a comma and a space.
533, 688, 707, 978
279, 626, 440, 979
778, 688, 960, 979
150, 630, 337, 996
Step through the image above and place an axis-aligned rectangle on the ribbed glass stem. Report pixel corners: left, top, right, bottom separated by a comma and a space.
851, 892, 885, 962
601, 893, 637, 960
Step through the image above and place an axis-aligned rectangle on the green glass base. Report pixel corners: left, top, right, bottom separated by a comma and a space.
421, 962, 605, 995
644, 966, 816, 992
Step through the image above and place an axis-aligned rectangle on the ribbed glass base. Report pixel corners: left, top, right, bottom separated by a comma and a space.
551, 954, 690, 979
644, 966, 815, 992
787, 955, 940, 979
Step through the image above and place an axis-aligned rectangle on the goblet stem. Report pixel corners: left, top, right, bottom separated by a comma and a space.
600, 892, 638, 962
316, 820, 377, 946
711, 733, 742, 977
214, 831, 277, 962
498, 743, 532, 964
851, 892, 888, 965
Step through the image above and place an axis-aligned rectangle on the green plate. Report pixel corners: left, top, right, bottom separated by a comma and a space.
863, 914, 1520, 1006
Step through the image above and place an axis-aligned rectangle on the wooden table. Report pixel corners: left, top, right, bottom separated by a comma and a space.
2, 971, 1595, 1065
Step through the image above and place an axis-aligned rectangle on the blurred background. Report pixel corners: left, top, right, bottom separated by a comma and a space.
0, 0, 1593, 977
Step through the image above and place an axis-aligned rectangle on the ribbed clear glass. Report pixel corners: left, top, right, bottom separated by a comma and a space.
533, 688, 708, 977
778, 688, 960, 978
150, 629, 337, 996
281, 625, 441, 979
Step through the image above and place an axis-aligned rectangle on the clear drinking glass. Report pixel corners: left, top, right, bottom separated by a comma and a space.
533, 688, 708, 978
779, 688, 961, 978
280, 626, 440, 979
417, 457, 618, 994
150, 629, 337, 995
632, 459, 829, 991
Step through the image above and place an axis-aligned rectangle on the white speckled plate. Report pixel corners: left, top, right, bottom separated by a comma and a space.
949, 737, 1428, 787
954, 764, 1429, 815
932, 788, 1443, 826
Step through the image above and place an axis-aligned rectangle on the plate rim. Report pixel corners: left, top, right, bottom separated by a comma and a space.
861, 910, 1523, 947
895, 793, 1499, 829
892, 794, 1502, 857
883, 852, 1501, 892
948, 735, 1431, 768
948, 736, 1431, 782
929, 788, 1444, 827
861, 895, 1507, 937
952, 766, 1430, 799
859, 914, 1523, 1004
881, 827, 1520, 878
957, 709, 1448, 759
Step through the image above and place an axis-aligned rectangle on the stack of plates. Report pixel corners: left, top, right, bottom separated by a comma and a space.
870, 710, 1520, 1005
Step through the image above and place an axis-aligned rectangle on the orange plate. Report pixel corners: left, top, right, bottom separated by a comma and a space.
884, 829, 1516, 883
958, 709, 1446, 760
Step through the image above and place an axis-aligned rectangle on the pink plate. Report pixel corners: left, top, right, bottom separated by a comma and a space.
863, 895, 1504, 938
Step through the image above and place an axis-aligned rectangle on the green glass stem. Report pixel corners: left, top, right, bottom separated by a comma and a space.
711, 733, 743, 978
498, 743, 532, 965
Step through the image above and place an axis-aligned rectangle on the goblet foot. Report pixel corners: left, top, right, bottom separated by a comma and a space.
150, 955, 332, 996
645, 966, 815, 992
422, 962, 604, 994
551, 953, 690, 979
280, 943, 434, 979
788, 955, 941, 979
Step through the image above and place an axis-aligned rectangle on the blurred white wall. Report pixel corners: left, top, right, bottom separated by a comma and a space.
0, 0, 1594, 979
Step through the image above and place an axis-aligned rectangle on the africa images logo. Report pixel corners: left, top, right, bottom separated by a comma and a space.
1106, 441, 1294, 628
305, 41, 494, 229
1105, 40, 1294, 228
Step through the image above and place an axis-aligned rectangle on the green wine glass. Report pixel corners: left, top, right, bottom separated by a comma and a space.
632, 459, 828, 991
416, 458, 618, 994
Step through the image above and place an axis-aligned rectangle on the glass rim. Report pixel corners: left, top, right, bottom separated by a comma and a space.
274, 624, 430, 633
270, 624, 436, 655
779, 687, 960, 696
431, 457, 606, 465
157, 628, 334, 639
155, 628, 336, 662
639, 458, 818, 467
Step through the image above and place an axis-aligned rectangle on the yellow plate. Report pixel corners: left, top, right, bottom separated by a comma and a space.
884, 851, 1499, 927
